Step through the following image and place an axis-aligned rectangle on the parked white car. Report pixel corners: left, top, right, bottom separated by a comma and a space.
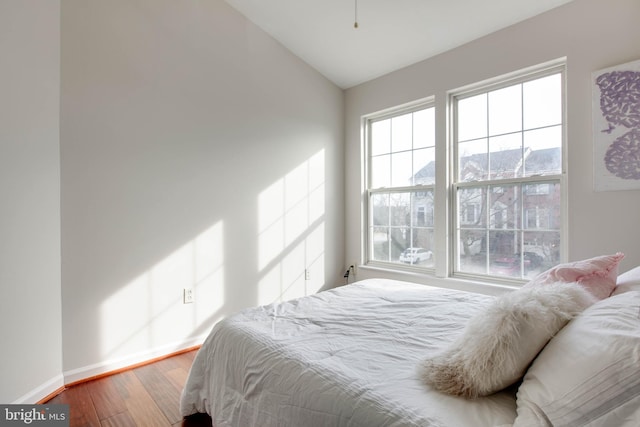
399, 248, 432, 264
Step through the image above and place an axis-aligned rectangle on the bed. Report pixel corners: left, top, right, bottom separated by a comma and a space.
180, 258, 640, 427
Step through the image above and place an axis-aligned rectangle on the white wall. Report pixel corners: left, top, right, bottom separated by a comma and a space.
0, 1, 64, 403
345, 0, 640, 288
60, 0, 344, 379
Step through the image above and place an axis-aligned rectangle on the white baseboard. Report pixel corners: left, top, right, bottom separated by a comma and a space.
10, 338, 207, 404
12, 374, 65, 404
63, 336, 205, 385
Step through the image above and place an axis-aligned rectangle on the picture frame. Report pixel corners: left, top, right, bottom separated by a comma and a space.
592, 58, 640, 191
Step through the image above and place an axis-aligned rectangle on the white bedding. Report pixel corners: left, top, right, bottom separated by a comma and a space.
180, 278, 517, 427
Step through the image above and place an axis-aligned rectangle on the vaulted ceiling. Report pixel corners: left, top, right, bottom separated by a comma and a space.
224, 0, 575, 88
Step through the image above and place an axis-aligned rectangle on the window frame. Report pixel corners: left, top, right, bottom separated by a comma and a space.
449, 60, 567, 283
360, 59, 567, 285
363, 97, 436, 272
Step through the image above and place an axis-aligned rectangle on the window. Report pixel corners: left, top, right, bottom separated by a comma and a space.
367, 102, 435, 268
363, 60, 565, 282
454, 66, 564, 280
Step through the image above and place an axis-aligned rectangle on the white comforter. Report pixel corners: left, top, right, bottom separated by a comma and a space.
180, 279, 517, 427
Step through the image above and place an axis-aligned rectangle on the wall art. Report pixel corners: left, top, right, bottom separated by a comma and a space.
592, 58, 640, 191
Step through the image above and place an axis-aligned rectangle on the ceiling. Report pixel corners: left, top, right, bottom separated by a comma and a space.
224, 0, 575, 89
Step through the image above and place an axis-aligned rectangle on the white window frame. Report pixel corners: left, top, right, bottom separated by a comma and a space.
449, 59, 567, 283
363, 97, 436, 271
360, 59, 567, 285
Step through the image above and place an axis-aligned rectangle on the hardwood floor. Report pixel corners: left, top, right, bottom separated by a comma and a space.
46, 350, 213, 427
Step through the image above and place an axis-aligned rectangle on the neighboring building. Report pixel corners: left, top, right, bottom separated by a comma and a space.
412, 146, 561, 266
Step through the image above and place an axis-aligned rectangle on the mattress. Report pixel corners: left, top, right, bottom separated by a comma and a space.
180, 278, 517, 427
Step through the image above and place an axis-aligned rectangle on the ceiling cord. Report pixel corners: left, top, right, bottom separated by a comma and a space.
354, 0, 359, 29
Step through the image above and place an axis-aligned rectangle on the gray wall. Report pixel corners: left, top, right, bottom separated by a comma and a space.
1, 0, 344, 402
345, 0, 640, 291
0, 1, 64, 403
60, 0, 344, 379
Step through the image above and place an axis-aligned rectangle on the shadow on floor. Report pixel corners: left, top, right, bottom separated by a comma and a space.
182, 413, 213, 427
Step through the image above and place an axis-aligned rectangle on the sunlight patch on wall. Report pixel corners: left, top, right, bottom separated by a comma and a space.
99, 221, 225, 359
193, 222, 225, 325
257, 150, 326, 305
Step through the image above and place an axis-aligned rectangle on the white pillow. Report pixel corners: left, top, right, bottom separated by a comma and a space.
513, 291, 640, 427
420, 282, 595, 398
613, 265, 640, 295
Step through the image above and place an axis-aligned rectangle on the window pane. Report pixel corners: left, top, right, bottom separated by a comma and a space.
412, 190, 434, 226
458, 93, 487, 142
391, 151, 412, 187
488, 134, 523, 179
389, 192, 410, 227
458, 187, 485, 228
489, 184, 519, 230
371, 227, 389, 262
523, 230, 560, 272
523, 182, 560, 230
390, 228, 409, 261
489, 132, 522, 153
391, 113, 412, 153
489, 84, 522, 136
413, 108, 435, 149
488, 230, 520, 278
523, 73, 562, 130
524, 125, 562, 151
371, 119, 391, 155
371, 193, 389, 226
371, 154, 390, 188
523, 126, 562, 176
413, 147, 435, 185
458, 139, 488, 181
404, 229, 434, 267
458, 229, 487, 274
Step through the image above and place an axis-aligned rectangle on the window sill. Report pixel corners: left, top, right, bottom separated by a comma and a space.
352, 263, 522, 297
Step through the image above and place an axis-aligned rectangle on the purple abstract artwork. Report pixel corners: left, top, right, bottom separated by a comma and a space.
596, 71, 640, 129
604, 129, 640, 180
593, 60, 640, 190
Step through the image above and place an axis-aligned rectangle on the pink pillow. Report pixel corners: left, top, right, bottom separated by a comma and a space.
523, 253, 624, 300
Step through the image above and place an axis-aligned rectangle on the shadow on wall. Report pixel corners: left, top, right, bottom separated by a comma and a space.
97, 149, 327, 361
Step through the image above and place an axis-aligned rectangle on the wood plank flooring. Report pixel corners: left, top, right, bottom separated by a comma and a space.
46, 350, 213, 427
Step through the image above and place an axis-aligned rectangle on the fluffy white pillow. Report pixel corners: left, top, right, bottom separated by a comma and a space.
513, 291, 640, 427
420, 282, 596, 398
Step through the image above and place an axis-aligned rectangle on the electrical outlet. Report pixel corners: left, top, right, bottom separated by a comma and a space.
183, 288, 194, 304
